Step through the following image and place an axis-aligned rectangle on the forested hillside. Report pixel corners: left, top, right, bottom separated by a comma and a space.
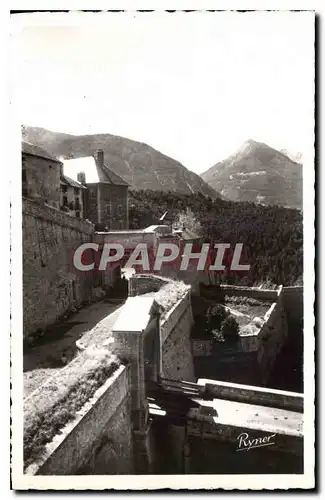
22, 126, 218, 198
201, 139, 302, 209
129, 190, 303, 287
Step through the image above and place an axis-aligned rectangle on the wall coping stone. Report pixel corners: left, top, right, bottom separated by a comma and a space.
23, 197, 94, 235
25, 364, 128, 475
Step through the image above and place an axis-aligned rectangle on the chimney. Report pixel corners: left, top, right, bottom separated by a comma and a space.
77, 171, 86, 184
96, 149, 104, 166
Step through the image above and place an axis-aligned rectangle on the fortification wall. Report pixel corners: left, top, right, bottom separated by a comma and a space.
160, 291, 195, 382
23, 198, 95, 339
257, 286, 288, 384
193, 285, 289, 387
282, 286, 304, 327
26, 365, 133, 476
22, 153, 61, 209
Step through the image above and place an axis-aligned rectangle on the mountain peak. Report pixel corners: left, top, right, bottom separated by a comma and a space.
201, 140, 302, 209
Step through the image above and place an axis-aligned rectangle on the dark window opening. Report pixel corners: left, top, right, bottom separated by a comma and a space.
63, 196, 68, 206
61, 185, 68, 193
76, 211, 80, 218
74, 187, 80, 195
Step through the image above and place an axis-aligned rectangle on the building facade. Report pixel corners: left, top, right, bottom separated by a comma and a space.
22, 141, 62, 208
63, 150, 129, 230
60, 173, 86, 219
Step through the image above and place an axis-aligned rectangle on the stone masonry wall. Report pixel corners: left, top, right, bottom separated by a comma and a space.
23, 153, 61, 209
197, 378, 303, 412
282, 286, 303, 327
221, 285, 278, 301
129, 274, 171, 297
23, 198, 95, 339
257, 286, 288, 384
160, 291, 195, 382
98, 184, 128, 230
193, 286, 289, 387
26, 365, 133, 475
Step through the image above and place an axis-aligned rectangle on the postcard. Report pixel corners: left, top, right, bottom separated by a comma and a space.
10, 8, 315, 490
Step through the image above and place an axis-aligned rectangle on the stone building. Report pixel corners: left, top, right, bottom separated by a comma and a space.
63, 150, 129, 230
60, 172, 86, 219
22, 141, 62, 208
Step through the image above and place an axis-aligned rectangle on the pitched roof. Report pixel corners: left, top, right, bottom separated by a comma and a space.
63, 156, 129, 186
60, 174, 86, 189
22, 141, 61, 163
99, 162, 129, 186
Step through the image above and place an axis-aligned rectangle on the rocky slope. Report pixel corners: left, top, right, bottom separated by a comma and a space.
201, 139, 303, 209
22, 126, 218, 198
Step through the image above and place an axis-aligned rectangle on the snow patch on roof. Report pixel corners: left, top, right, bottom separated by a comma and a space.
63, 157, 99, 183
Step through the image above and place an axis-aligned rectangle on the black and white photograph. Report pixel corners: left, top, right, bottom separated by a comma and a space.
10, 8, 315, 490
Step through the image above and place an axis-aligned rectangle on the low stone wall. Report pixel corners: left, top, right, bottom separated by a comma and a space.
221, 285, 278, 301
160, 291, 195, 382
26, 365, 133, 475
128, 274, 171, 297
197, 378, 303, 412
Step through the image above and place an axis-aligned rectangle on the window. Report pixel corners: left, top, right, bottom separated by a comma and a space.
74, 187, 80, 195
61, 185, 68, 193
75, 199, 81, 210
63, 195, 68, 206
76, 211, 80, 219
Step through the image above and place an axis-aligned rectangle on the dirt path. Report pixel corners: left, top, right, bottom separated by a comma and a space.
24, 299, 125, 397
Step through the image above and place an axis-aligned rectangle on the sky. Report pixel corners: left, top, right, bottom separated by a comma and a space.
11, 11, 314, 173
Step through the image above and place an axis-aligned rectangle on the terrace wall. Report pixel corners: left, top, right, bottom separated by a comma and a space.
160, 290, 195, 382
26, 365, 133, 475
